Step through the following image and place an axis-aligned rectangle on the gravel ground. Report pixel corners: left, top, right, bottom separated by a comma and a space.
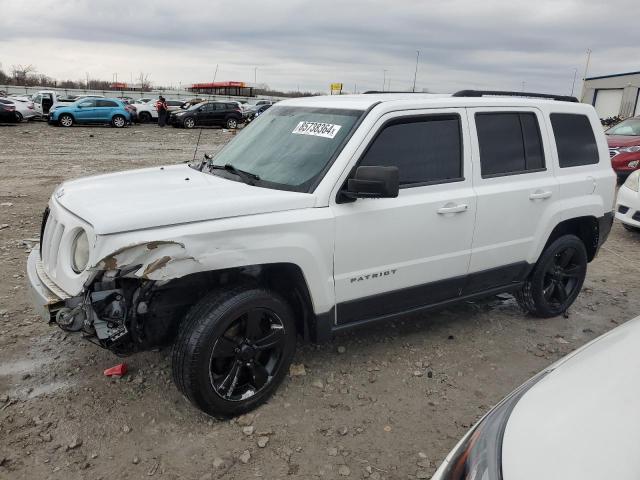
1, 121, 639, 480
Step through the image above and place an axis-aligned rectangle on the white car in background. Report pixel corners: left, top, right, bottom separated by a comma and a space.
432, 315, 640, 480
0, 97, 38, 122
135, 99, 186, 123
616, 170, 640, 232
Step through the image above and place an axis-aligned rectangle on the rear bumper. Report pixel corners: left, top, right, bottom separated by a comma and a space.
27, 248, 68, 322
597, 211, 614, 249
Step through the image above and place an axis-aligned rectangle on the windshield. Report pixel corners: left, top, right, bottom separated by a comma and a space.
606, 118, 640, 136
205, 105, 363, 191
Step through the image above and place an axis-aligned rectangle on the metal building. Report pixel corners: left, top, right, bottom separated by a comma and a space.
582, 71, 640, 119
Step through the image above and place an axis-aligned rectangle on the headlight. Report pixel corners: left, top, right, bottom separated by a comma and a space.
623, 170, 640, 192
433, 372, 547, 480
620, 145, 640, 153
71, 230, 89, 273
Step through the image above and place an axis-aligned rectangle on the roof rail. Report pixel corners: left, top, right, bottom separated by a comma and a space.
362, 90, 424, 94
452, 90, 579, 103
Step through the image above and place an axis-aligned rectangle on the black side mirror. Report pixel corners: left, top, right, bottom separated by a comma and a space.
344, 166, 399, 199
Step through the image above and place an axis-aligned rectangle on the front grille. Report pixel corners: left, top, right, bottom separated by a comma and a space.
41, 209, 65, 277
618, 205, 629, 214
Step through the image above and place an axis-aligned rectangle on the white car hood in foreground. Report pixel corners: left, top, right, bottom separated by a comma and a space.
55, 164, 316, 234
502, 316, 640, 480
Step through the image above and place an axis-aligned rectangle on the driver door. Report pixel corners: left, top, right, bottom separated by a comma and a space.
75, 99, 97, 122
331, 109, 477, 325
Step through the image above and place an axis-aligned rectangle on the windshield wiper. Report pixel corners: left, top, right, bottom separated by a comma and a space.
208, 163, 260, 186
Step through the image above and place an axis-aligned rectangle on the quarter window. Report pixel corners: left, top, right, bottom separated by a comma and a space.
475, 112, 545, 177
550, 113, 599, 167
360, 115, 463, 186
96, 100, 117, 107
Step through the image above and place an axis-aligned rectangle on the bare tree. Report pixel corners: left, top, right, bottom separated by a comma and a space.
11, 64, 37, 84
138, 72, 152, 91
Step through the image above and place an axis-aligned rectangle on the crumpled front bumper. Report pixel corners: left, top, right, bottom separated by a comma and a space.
27, 247, 69, 322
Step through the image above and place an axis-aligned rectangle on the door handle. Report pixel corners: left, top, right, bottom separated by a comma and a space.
437, 203, 468, 214
529, 190, 553, 200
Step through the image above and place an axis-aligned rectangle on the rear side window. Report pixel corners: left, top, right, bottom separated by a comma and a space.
96, 100, 117, 107
475, 112, 545, 177
550, 113, 599, 167
360, 114, 463, 186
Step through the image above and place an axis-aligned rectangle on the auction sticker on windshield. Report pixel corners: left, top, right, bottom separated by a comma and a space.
292, 121, 342, 139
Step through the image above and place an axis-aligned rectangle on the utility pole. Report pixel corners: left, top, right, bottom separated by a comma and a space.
570, 67, 578, 96
580, 49, 592, 102
412, 50, 420, 92
382, 69, 387, 92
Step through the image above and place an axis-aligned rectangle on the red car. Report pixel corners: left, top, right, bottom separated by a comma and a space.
606, 116, 640, 179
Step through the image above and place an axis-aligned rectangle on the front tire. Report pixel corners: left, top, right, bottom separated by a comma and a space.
112, 114, 126, 128
183, 117, 195, 129
59, 114, 74, 127
139, 111, 152, 123
172, 286, 297, 418
15, 112, 23, 122
516, 234, 588, 318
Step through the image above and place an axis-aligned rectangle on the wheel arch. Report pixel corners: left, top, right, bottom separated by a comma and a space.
541, 216, 600, 262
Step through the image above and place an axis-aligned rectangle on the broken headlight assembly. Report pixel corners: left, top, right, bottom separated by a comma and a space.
71, 229, 90, 273
434, 372, 547, 480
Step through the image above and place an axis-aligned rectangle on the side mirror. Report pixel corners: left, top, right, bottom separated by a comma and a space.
344, 166, 399, 199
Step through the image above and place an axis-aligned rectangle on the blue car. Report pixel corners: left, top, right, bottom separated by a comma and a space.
48, 98, 132, 128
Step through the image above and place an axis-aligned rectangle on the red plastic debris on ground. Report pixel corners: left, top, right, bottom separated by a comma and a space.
103, 363, 128, 377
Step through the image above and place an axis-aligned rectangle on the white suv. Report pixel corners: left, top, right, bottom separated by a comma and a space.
27, 90, 615, 417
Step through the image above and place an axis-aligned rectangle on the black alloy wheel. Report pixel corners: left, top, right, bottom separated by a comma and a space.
516, 234, 588, 318
172, 286, 296, 417
209, 308, 286, 401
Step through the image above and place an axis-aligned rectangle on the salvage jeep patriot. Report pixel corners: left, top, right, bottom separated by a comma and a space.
27, 90, 615, 417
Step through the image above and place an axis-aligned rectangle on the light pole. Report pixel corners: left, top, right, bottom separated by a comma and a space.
382, 69, 387, 92
570, 67, 578, 96
412, 50, 420, 92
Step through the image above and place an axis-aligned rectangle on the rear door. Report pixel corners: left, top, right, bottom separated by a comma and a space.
466, 107, 558, 292
96, 99, 118, 121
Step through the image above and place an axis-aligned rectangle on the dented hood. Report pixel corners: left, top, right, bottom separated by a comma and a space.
55, 164, 316, 234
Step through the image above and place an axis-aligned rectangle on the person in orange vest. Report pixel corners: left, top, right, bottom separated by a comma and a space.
156, 95, 168, 127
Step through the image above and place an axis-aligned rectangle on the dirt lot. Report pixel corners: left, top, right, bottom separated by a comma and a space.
1, 121, 639, 480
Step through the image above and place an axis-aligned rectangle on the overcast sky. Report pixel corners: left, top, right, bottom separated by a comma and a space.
1, 0, 639, 94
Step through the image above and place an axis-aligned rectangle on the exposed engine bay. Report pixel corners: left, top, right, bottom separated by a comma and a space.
53, 269, 240, 354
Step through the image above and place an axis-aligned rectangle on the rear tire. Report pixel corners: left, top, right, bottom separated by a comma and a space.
516, 234, 588, 318
59, 114, 73, 127
112, 114, 126, 128
172, 286, 297, 418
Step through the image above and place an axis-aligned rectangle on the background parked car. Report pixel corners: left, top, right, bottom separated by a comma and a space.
606, 116, 640, 180
48, 97, 132, 128
170, 101, 243, 129
0, 97, 38, 122
615, 170, 640, 233
432, 315, 640, 480
0, 102, 19, 123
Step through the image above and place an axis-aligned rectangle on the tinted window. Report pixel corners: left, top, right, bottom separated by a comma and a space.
550, 114, 599, 167
360, 115, 463, 186
77, 99, 96, 107
167, 100, 183, 107
476, 112, 545, 177
96, 100, 117, 107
